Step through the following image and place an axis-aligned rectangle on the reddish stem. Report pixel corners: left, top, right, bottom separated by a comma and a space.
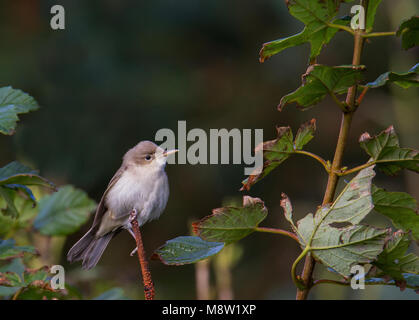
130, 210, 155, 300
356, 87, 369, 106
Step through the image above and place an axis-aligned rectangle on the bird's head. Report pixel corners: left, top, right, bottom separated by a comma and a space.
124, 140, 178, 170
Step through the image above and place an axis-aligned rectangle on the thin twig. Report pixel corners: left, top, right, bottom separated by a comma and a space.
336, 161, 376, 176
12, 287, 23, 300
293, 150, 330, 173
327, 23, 355, 35
130, 209, 155, 300
356, 86, 369, 106
265, 149, 330, 173
329, 91, 349, 112
295, 21, 365, 300
255, 227, 299, 242
338, 157, 413, 176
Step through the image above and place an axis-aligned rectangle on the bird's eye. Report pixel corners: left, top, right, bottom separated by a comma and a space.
145, 155, 152, 161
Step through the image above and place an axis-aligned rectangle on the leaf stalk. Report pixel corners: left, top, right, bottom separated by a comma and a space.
255, 227, 299, 242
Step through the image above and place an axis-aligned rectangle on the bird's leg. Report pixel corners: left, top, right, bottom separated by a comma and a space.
128, 209, 138, 256
129, 208, 138, 222
127, 228, 138, 256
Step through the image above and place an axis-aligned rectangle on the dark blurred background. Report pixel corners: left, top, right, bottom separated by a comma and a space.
0, 0, 418, 299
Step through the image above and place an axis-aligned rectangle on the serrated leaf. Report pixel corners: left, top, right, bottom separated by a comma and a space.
0, 259, 25, 295
22, 267, 49, 286
192, 196, 267, 244
359, 126, 419, 175
33, 185, 96, 236
0, 258, 25, 276
3, 184, 36, 204
152, 236, 224, 265
364, 274, 419, 291
241, 119, 316, 191
280, 193, 296, 230
366, 0, 383, 31
297, 167, 389, 277
0, 271, 23, 287
396, 16, 419, 50
365, 63, 419, 89
310, 224, 388, 277
279, 65, 364, 111
0, 86, 39, 135
372, 186, 419, 241
0, 239, 37, 260
294, 118, 316, 149
373, 231, 419, 283
259, 1, 351, 62
0, 265, 53, 298
0, 161, 56, 190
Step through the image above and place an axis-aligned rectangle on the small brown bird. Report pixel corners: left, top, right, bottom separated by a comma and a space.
67, 141, 177, 269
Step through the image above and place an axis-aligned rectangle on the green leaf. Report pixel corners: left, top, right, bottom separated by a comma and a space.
15, 287, 63, 300
93, 288, 129, 300
0, 265, 56, 299
0, 86, 39, 135
365, 63, 419, 89
241, 119, 316, 191
0, 211, 14, 236
0, 258, 25, 275
192, 196, 267, 244
0, 161, 56, 190
3, 184, 36, 204
0, 286, 20, 297
372, 186, 419, 241
279, 65, 364, 111
366, 0, 383, 31
373, 231, 419, 282
33, 185, 96, 236
297, 167, 389, 277
402, 273, 419, 289
259, 1, 351, 62
0, 195, 38, 236
359, 126, 419, 175
364, 274, 419, 291
22, 266, 49, 286
396, 16, 419, 50
0, 239, 37, 260
0, 186, 19, 218
0, 271, 23, 287
0, 162, 56, 218
294, 118, 316, 149
152, 236, 224, 265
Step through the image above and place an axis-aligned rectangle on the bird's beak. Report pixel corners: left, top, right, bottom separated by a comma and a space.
162, 149, 179, 157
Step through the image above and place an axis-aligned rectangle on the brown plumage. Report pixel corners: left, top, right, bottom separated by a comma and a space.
67, 141, 175, 269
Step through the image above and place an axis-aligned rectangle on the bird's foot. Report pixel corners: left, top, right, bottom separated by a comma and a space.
130, 246, 138, 256
129, 208, 138, 223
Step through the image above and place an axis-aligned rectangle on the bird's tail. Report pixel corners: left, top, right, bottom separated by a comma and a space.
67, 228, 113, 270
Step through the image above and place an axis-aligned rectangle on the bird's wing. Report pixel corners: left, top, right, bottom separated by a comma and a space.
91, 166, 125, 228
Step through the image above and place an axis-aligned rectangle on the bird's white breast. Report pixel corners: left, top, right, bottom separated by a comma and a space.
105, 164, 169, 227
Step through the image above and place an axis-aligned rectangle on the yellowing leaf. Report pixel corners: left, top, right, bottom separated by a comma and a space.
297, 167, 389, 277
